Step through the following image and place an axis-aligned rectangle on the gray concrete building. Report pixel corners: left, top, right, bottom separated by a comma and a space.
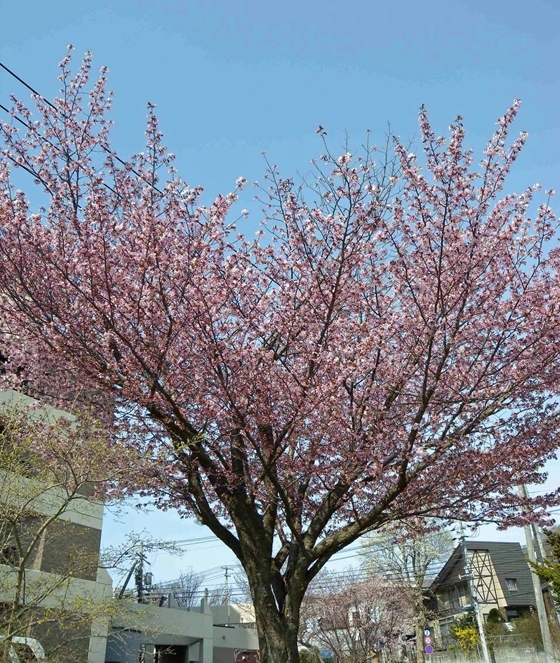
1, 389, 260, 663
105, 599, 259, 663
0, 389, 112, 663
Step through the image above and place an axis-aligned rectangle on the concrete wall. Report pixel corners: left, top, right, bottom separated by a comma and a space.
112, 601, 214, 646
430, 647, 546, 663
0, 389, 110, 663
0, 563, 112, 663
212, 624, 258, 652
108, 600, 259, 663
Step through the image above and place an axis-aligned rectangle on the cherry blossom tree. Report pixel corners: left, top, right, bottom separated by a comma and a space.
1, 50, 560, 663
360, 525, 454, 663
299, 569, 414, 663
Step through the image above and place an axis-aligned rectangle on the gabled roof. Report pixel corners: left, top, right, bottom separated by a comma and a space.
429, 541, 536, 608
429, 543, 464, 591
0, 388, 76, 425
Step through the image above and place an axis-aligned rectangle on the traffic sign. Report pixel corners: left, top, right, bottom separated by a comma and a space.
425, 645, 434, 655
424, 629, 430, 637
424, 637, 432, 645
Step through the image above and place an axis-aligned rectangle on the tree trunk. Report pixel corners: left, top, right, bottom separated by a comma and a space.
253, 601, 300, 663
235, 519, 305, 663
415, 624, 425, 663
0, 642, 10, 663
415, 595, 426, 663
258, 628, 300, 663
243, 558, 302, 663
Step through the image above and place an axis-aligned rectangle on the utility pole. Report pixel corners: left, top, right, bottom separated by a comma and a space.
531, 521, 547, 563
460, 527, 491, 663
519, 486, 555, 663
135, 541, 145, 603
222, 565, 232, 625
118, 540, 149, 601
529, 516, 559, 627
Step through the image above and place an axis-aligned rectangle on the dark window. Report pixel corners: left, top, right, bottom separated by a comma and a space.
352, 611, 361, 626
0, 546, 18, 565
505, 578, 518, 592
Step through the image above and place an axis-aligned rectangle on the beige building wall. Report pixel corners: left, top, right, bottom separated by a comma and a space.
467, 549, 506, 616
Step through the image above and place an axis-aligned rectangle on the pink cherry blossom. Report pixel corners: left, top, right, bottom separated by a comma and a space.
0, 53, 559, 663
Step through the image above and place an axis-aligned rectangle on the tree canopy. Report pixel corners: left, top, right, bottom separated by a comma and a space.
1, 51, 559, 662
531, 529, 560, 609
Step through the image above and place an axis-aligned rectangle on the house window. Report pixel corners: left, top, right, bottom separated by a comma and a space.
439, 618, 454, 646
0, 546, 18, 565
505, 578, 518, 592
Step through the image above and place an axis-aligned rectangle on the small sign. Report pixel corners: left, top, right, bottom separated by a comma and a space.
424, 629, 431, 637
425, 645, 434, 655
424, 637, 432, 645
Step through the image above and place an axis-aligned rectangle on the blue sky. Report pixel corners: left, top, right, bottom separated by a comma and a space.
1, 0, 559, 587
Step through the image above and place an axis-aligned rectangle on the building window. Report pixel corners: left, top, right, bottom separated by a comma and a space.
0, 546, 18, 565
505, 578, 518, 592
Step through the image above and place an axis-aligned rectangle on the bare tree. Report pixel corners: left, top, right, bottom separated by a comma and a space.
150, 568, 204, 608
361, 525, 454, 663
169, 569, 204, 608
205, 566, 252, 607
0, 391, 131, 663
299, 569, 414, 663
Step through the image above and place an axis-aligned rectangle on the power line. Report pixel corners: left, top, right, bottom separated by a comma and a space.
0, 62, 46, 101
0, 136, 54, 193
528, 484, 560, 495
0, 100, 119, 200
172, 536, 221, 545
151, 529, 549, 582
152, 543, 544, 594
0, 59, 164, 196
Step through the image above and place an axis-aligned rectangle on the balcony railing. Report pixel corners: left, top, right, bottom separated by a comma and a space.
437, 595, 472, 616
